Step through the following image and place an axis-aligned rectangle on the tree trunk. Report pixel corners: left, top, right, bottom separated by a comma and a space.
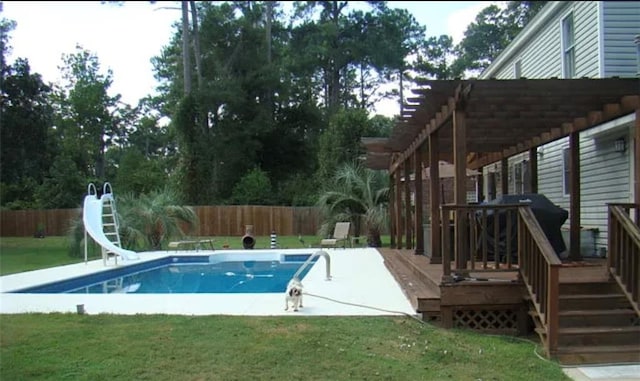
181, 1, 192, 95
189, 1, 203, 91
399, 68, 404, 116
265, 1, 274, 118
367, 228, 382, 247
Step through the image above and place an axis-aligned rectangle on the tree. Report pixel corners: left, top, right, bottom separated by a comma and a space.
413, 35, 458, 80
0, 19, 55, 209
451, 1, 547, 77
317, 108, 370, 182
317, 161, 389, 247
230, 167, 273, 205
54, 45, 122, 180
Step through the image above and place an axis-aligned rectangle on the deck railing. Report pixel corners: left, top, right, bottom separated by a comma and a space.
440, 203, 561, 354
440, 204, 523, 279
608, 203, 640, 314
517, 206, 561, 355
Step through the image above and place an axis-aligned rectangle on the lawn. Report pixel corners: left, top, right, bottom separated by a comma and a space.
0, 314, 568, 381
0, 237, 570, 380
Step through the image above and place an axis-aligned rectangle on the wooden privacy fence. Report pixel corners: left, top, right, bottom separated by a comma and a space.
0, 206, 322, 237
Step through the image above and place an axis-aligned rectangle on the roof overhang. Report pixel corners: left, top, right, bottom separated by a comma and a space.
361, 78, 640, 173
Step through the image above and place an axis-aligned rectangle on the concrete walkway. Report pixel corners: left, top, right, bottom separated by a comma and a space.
563, 364, 640, 381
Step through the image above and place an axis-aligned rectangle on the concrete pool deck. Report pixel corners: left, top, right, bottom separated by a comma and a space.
0, 248, 417, 317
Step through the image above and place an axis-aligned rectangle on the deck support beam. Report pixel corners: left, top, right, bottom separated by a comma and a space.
453, 106, 468, 270
404, 161, 413, 249
414, 148, 424, 255
395, 170, 403, 250
569, 131, 581, 261
429, 132, 442, 264
501, 158, 509, 196
389, 172, 396, 249
529, 147, 538, 193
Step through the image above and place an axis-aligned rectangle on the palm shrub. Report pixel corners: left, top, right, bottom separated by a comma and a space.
317, 161, 389, 247
117, 187, 198, 250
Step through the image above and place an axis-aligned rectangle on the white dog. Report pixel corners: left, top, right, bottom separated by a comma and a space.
285, 278, 304, 312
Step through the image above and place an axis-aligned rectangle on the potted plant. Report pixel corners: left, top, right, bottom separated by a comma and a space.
33, 223, 46, 238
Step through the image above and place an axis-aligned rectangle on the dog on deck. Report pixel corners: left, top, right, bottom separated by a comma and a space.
285, 277, 304, 312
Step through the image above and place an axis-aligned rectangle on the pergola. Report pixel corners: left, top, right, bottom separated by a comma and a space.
363, 78, 640, 263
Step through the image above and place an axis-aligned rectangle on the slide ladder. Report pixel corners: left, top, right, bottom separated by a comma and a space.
101, 183, 123, 265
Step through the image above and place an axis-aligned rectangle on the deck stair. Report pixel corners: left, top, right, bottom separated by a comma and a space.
379, 250, 441, 321
530, 279, 640, 365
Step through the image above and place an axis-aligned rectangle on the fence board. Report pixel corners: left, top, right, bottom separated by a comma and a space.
1, 206, 322, 237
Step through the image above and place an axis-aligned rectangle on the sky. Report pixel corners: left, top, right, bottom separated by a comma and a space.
1, 1, 494, 117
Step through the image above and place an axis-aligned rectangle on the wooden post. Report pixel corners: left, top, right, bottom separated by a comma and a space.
488, 171, 496, 200
529, 147, 538, 194
395, 170, 403, 250
414, 149, 424, 255
635, 109, 640, 210
569, 131, 581, 261
389, 172, 396, 249
476, 168, 484, 203
547, 265, 560, 356
404, 160, 413, 249
429, 132, 442, 264
453, 106, 468, 270
501, 158, 509, 196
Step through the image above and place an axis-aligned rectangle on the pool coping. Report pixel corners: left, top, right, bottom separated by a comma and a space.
0, 248, 417, 317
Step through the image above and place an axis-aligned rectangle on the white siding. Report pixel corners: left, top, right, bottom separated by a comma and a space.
601, 1, 640, 77
536, 122, 633, 253
573, 1, 600, 78
578, 124, 633, 250
489, 2, 601, 80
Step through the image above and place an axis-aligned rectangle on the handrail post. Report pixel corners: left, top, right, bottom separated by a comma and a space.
547, 264, 560, 356
441, 206, 452, 282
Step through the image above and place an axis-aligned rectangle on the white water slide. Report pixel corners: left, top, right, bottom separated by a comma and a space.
83, 183, 139, 262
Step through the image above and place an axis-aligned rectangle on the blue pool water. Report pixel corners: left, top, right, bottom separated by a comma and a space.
12, 253, 317, 294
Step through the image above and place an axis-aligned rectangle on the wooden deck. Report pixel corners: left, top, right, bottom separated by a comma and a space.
378, 248, 611, 334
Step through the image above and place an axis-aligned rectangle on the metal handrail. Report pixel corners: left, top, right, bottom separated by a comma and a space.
291, 250, 332, 282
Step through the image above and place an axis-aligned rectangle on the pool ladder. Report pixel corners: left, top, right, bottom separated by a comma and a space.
291, 250, 332, 282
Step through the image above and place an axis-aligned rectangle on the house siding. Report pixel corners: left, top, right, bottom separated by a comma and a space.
573, 1, 600, 78
489, 2, 602, 79
602, 1, 640, 77
479, 1, 637, 257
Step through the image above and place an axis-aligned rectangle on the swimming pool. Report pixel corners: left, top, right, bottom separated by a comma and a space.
10, 252, 318, 294
0, 248, 417, 316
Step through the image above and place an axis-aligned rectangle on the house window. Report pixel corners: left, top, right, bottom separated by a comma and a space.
562, 147, 571, 195
562, 12, 575, 78
514, 60, 522, 79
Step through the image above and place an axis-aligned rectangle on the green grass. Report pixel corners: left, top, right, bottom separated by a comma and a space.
0, 237, 570, 380
0, 236, 102, 276
0, 314, 569, 381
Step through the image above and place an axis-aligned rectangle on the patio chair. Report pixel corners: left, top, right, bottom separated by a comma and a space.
320, 222, 351, 249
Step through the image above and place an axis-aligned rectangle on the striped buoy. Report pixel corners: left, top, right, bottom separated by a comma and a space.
270, 230, 277, 249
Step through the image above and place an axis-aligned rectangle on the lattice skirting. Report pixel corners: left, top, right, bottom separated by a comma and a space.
451, 306, 520, 333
